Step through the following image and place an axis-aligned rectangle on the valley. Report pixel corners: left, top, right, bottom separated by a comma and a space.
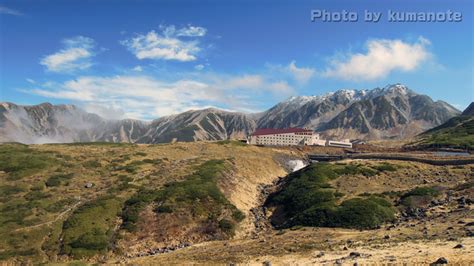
0, 141, 472, 265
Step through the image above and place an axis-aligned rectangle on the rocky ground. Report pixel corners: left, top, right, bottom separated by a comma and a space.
124, 158, 473, 265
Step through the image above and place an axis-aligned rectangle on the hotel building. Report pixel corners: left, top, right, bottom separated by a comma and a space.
248, 128, 326, 146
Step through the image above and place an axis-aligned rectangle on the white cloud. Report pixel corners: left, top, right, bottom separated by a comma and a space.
268, 81, 293, 94
221, 75, 264, 89
26, 72, 293, 119
132, 66, 143, 72
323, 37, 431, 81
122, 25, 207, 62
194, 64, 205, 70
265, 61, 315, 84
287, 61, 315, 83
26, 78, 36, 84
177, 25, 207, 37
40, 36, 96, 73
160, 24, 207, 37
0, 6, 23, 16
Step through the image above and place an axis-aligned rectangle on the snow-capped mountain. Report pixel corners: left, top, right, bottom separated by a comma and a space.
0, 84, 460, 143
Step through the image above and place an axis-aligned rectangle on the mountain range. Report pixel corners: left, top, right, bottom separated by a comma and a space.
0, 84, 461, 144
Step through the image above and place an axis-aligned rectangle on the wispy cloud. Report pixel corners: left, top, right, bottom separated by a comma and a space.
194, 64, 205, 70
161, 24, 207, 37
40, 36, 96, 73
266, 61, 315, 84
132, 66, 143, 72
323, 37, 431, 81
26, 72, 293, 119
0, 6, 23, 16
287, 61, 315, 83
121, 24, 207, 62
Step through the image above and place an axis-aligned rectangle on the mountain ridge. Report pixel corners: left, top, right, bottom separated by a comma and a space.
0, 84, 461, 144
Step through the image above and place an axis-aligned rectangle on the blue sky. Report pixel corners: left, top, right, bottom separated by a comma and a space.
0, 0, 472, 119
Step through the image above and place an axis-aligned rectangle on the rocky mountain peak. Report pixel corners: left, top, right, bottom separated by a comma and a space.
0, 85, 461, 143
462, 102, 474, 116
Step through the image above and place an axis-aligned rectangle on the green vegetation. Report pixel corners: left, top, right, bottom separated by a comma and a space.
60, 142, 136, 147
62, 196, 123, 258
416, 116, 474, 150
400, 186, 441, 208
24, 191, 51, 201
0, 199, 35, 226
82, 160, 101, 168
215, 140, 247, 146
121, 160, 244, 235
372, 163, 398, 172
218, 219, 235, 234
115, 160, 146, 173
0, 144, 58, 180
45, 173, 74, 187
45, 198, 77, 213
0, 185, 25, 197
267, 163, 396, 229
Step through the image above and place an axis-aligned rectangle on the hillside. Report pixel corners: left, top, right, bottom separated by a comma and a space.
0, 142, 302, 263
410, 103, 474, 150
0, 142, 473, 264
127, 158, 473, 265
0, 84, 460, 144
462, 102, 474, 116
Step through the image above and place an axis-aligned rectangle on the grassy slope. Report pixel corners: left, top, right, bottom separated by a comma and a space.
0, 141, 294, 263
415, 116, 474, 149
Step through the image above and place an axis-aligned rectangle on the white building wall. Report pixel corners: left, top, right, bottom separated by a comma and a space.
250, 132, 324, 146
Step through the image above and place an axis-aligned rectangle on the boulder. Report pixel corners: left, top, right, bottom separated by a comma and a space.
430, 257, 448, 265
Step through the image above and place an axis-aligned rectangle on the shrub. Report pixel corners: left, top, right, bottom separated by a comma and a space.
24, 191, 51, 201
215, 140, 247, 146
0, 185, 25, 196
232, 210, 245, 222
45, 198, 76, 213
82, 160, 101, 168
268, 163, 396, 229
61, 197, 122, 258
400, 186, 441, 208
115, 160, 147, 173
401, 186, 440, 198
121, 160, 244, 236
30, 183, 44, 191
0, 144, 57, 180
218, 219, 235, 234
372, 163, 398, 172
69, 228, 108, 250
45, 177, 61, 187
155, 205, 173, 213
336, 197, 395, 229
45, 173, 74, 187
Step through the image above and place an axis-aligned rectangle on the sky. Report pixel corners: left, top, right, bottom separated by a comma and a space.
0, 0, 473, 120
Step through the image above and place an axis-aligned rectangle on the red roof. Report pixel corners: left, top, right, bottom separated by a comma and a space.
251, 128, 312, 136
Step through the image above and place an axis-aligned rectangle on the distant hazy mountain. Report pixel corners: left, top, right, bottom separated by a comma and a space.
136, 108, 256, 143
0, 103, 254, 144
0, 84, 460, 144
0, 102, 149, 144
